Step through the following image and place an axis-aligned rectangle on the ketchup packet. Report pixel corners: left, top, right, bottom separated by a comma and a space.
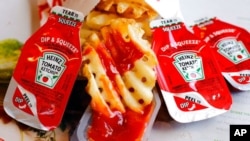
192, 17, 250, 91
150, 18, 232, 123
3, 6, 84, 130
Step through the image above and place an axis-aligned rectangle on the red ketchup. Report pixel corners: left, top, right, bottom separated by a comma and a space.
150, 18, 232, 123
192, 17, 250, 91
3, 6, 84, 130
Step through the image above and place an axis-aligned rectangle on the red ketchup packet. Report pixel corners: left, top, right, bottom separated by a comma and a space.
3, 6, 84, 130
192, 17, 250, 91
150, 18, 232, 123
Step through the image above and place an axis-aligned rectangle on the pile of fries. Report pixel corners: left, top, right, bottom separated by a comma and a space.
80, 0, 159, 116
80, 0, 158, 45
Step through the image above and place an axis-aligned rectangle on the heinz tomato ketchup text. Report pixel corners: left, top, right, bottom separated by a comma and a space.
150, 18, 232, 123
3, 6, 84, 130
192, 17, 250, 91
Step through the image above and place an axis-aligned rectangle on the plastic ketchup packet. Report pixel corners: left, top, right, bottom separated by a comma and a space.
3, 6, 84, 130
192, 17, 250, 91
150, 18, 232, 123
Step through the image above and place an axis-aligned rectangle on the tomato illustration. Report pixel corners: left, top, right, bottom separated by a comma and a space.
237, 54, 243, 59
42, 76, 49, 82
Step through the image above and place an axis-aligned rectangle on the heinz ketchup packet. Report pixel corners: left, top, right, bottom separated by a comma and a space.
150, 18, 232, 123
192, 17, 250, 91
3, 6, 84, 130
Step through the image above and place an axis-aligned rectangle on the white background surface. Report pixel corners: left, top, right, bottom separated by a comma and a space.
1, 0, 250, 141
0, 0, 39, 42
180, 0, 250, 31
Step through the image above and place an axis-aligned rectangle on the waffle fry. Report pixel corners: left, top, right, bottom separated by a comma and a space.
80, 0, 158, 45
81, 18, 157, 116
95, 0, 158, 19
82, 44, 126, 116
80, 0, 158, 117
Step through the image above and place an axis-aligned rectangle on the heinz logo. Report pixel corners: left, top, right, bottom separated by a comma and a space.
230, 125, 250, 141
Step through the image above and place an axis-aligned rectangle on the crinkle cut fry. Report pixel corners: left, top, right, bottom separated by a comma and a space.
96, 0, 158, 19
101, 19, 157, 113
81, 13, 158, 115
82, 44, 125, 117
79, 0, 159, 46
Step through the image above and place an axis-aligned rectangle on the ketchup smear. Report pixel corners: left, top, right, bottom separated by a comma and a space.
88, 104, 154, 141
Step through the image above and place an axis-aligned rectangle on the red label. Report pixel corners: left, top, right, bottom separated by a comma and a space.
231, 75, 250, 84
174, 96, 207, 111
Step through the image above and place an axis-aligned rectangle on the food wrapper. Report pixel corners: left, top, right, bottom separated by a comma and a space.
4, 5, 84, 131
38, 0, 99, 25
38, 0, 63, 25
150, 18, 232, 123
192, 17, 250, 91
145, 0, 184, 20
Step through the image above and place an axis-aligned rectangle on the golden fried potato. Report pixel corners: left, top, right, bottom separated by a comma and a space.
80, 0, 158, 45
82, 45, 126, 116
81, 18, 157, 116
79, 0, 159, 116
96, 0, 158, 19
